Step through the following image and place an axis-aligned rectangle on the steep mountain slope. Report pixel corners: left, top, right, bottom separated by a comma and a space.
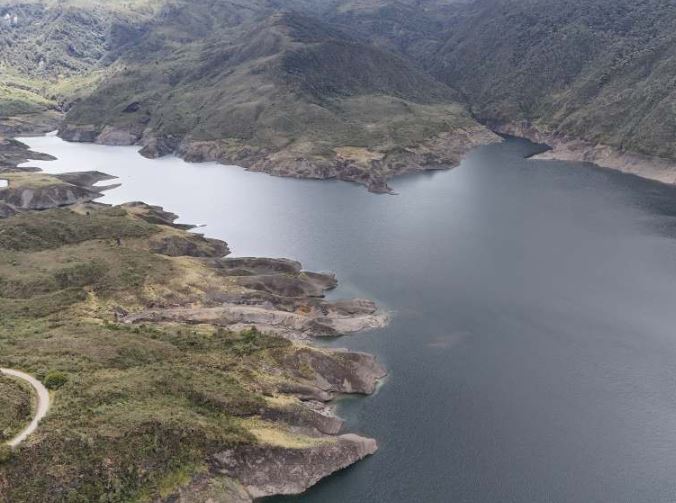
315, 0, 462, 55
429, 0, 676, 161
0, 0, 169, 116
60, 7, 496, 192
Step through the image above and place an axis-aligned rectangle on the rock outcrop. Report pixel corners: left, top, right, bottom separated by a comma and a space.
0, 138, 54, 168
123, 298, 388, 340
0, 112, 62, 138
60, 122, 501, 194
95, 125, 142, 146
0, 168, 116, 214
149, 234, 230, 258
122, 250, 389, 340
213, 434, 377, 499
274, 347, 387, 396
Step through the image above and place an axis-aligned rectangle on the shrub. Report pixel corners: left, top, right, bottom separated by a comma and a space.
44, 371, 68, 390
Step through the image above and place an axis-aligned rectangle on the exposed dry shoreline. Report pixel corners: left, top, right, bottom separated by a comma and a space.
58, 122, 501, 193
492, 121, 676, 185
56, 118, 676, 195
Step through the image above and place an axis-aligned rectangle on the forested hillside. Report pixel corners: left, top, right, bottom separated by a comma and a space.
430, 0, 676, 159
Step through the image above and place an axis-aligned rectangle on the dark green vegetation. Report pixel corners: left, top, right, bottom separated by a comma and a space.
56, 3, 487, 191
316, 0, 676, 159
64, 11, 472, 150
0, 0, 164, 116
0, 376, 33, 443
430, 0, 676, 159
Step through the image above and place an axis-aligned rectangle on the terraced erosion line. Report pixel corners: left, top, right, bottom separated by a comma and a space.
1, 368, 50, 449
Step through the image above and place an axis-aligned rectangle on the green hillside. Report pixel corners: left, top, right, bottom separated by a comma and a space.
429, 0, 676, 159
59, 6, 489, 191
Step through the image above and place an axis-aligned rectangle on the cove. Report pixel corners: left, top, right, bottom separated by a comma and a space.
19, 133, 676, 502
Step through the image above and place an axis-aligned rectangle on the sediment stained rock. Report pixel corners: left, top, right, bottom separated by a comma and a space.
494, 122, 676, 185
122, 300, 388, 339
213, 434, 377, 499
95, 125, 142, 146
58, 124, 501, 193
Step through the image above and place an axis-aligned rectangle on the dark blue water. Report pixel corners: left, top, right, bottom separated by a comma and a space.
22, 135, 676, 502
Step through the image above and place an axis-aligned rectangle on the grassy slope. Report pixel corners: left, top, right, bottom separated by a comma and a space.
0, 202, 356, 502
321, 0, 676, 160
0, 377, 33, 443
62, 7, 477, 157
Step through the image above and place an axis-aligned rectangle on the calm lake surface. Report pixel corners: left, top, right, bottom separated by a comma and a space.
19, 134, 676, 502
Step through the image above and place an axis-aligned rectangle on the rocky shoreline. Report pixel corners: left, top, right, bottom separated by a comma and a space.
58, 122, 501, 193
50, 117, 676, 194
492, 122, 676, 185
0, 134, 389, 501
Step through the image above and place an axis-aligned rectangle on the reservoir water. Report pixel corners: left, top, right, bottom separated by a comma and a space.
18, 134, 676, 502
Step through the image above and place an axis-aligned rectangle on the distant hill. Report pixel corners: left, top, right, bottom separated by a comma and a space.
58, 4, 495, 192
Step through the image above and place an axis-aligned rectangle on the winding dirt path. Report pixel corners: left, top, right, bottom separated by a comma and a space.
1, 368, 50, 448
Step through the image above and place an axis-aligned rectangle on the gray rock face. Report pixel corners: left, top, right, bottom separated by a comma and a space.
213, 434, 377, 499
261, 403, 344, 435
0, 184, 104, 210
0, 168, 117, 215
275, 347, 387, 396
211, 257, 303, 276
0, 201, 17, 218
233, 273, 335, 299
58, 123, 100, 143
95, 125, 141, 146
139, 134, 181, 159
122, 300, 388, 339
